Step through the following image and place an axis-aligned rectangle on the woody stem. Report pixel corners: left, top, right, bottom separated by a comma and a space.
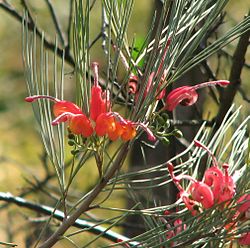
39, 143, 129, 248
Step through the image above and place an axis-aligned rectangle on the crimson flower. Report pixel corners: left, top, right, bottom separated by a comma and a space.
167, 163, 214, 214
237, 194, 250, 215
167, 140, 236, 215
128, 39, 171, 101
165, 80, 230, 111
194, 140, 236, 205
26, 62, 155, 142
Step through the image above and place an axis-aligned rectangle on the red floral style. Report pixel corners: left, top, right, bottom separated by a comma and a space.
167, 140, 236, 215
167, 163, 214, 214
25, 95, 94, 138
25, 62, 155, 142
165, 80, 230, 111
128, 39, 171, 101
194, 140, 236, 205
237, 194, 250, 245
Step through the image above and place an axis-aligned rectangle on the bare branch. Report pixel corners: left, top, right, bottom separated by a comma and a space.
39, 144, 134, 247
44, 0, 66, 47
215, 14, 250, 127
0, 0, 75, 67
0, 192, 138, 246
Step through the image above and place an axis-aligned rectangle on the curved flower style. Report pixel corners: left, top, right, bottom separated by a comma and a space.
25, 62, 155, 142
237, 194, 250, 215
128, 39, 171, 102
165, 80, 230, 111
167, 163, 214, 214
167, 140, 236, 215
194, 140, 236, 205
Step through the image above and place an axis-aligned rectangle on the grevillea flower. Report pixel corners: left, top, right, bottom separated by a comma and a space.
167, 140, 236, 215
165, 80, 230, 111
237, 194, 250, 215
128, 39, 171, 101
25, 95, 94, 138
167, 163, 214, 214
25, 62, 155, 142
238, 232, 250, 245
90, 62, 111, 121
194, 140, 236, 205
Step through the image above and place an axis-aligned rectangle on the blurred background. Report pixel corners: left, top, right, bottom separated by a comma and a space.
0, 0, 249, 247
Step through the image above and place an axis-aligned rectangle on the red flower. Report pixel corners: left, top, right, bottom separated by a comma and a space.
194, 140, 235, 205
238, 194, 250, 215
189, 181, 214, 209
25, 95, 94, 138
90, 62, 110, 121
239, 232, 250, 245
165, 80, 230, 111
167, 163, 214, 212
25, 62, 155, 142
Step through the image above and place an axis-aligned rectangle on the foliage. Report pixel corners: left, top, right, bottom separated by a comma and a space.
0, 0, 249, 247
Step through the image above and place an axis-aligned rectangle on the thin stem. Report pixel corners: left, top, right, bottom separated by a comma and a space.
216, 14, 250, 127
0, 0, 75, 67
39, 143, 130, 247
0, 191, 138, 246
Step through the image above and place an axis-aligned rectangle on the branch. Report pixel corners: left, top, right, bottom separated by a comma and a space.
215, 14, 250, 127
44, 0, 66, 47
0, 191, 139, 246
38, 143, 136, 247
0, 0, 75, 67
238, 86, 250, 103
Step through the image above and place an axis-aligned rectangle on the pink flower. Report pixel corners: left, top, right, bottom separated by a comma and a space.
238, 232, 250, 245
194, 140, 236, 205
238, 194, 250, 215
167, 163, 214, 214
165, 80, 230, 111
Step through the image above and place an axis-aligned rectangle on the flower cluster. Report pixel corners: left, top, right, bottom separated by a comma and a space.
129, 74, 229, 111
25, 62, 155, 142
161, 210, 187, 247
126, 38, 230, 110
167, 140, 236, 215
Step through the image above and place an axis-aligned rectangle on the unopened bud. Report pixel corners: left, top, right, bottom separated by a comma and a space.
173, 129, 183, 138
68, 140, 75, 146
161, 137, 170, 145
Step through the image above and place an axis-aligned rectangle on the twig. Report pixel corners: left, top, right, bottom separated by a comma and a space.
0, 0, 75, 67
0, 192, 139, 246
219, 49, 250, 69
44, 0, 66, 47
215, 14, 250, 127
238, 86, 250, 103
170, 119, 213, 127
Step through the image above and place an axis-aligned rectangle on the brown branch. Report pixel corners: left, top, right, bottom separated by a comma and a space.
44, 0, 66, 47
215, 14, 250, 127
0, 0, 75, 67
39, 143, 130, 248
0, 191, 139, 246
